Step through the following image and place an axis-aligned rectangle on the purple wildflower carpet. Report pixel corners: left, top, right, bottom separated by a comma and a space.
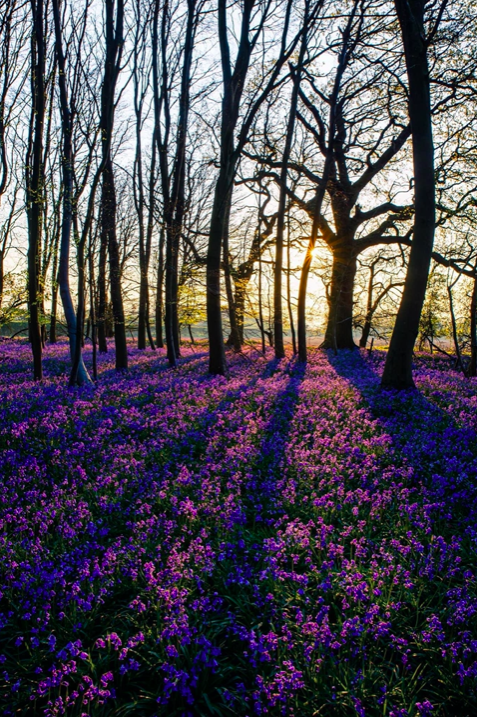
1, 341, 477, 716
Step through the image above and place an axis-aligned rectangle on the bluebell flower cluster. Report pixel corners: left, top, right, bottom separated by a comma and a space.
0, 341, 476, 715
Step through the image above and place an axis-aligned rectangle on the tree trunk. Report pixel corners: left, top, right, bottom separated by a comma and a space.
258, 207, 266, 354
206, 0, 255, 376
207, 169, 232, 375
89, 229, 98, 380
48, 222, 60, 345
164, 224, 177, 365
223, 221, 241, 352
145, 128, 157, 351
381, 0, 435, 389
296, 2, 361, 362
102, 157, 128, 370
52, 0, 91, 383
359, 315, 372, 349
165, 0, 197, 361
155, 228, 165, 348
234, 279, 248, 346
286, 213, 297, 354
273, 36, 307, 359
49, 267, 59, 344
146, 313, 155, 350
26, 0, 45, 381
100, 0, 127, 371
468, 275, 477, 377
132, 15, 150, 352
446, 284, 463, 373
138, 271, 147, 349
135, 152, 147, 349
97, 232, 108, 352
359, 262, 375, 348
297, 242, 313, 360
70, 225, 87, 385
321, 250, 357, 350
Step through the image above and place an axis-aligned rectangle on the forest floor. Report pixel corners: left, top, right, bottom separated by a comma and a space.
1, 340, 477, 716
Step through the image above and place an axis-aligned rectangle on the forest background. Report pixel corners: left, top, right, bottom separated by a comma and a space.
0, 0, 476, 385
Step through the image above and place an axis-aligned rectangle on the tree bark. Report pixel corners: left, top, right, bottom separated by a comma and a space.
168, 0, 197, 360
100, 0, 127, 371
286, 210, 297, 354
381, 0, 435, 389
223, 199, 241, 352
26, 0, 45, 381
49, 263, 59, 344
52, 0, 91, 383
135, 112, 148, 350
233, 280, 248, 346
145, 134, 157, 351
207, 0, 256, 375
102, 157, 127, 370
97, 232, 108, 352
153, 0, 176, 365
89, 228, 98, 380
132, 3, 153, 352
207, 170, 232, 374
274, 27, 308, 358
155, 228, 165, 348
322, 251, 357, 350
468, 275, 477, 377
359, 263, 375, 348
446, 283, 464, 373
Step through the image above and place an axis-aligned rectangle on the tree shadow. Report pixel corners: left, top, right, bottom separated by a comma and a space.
86, 345, 209, 382
326, 348, 477, 498
154, 353, 299, 485
251, 358, 307, 521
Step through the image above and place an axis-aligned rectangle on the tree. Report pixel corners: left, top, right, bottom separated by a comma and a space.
132, 0, 155, 352
152, 0, 201, 366
52, 0, 92, 383
229, 203, 277, 347
207, 0, 301, 375
99, 0, 128, 371
250, 0, 414, 358
26, 0, 47, 380
273, 0, 314, 359
357, 250, 404, 348
381, 0, 444, 388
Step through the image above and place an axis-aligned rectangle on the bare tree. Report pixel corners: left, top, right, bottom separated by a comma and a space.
357, 251, 404, 348
52, 0, 92, 383
207, 0, 303, 375
25, 0, 48, 380
98, 0, 128, 371
152, 0, 201, 366
132, 0, 155, 351
250, 0, 413, 359
381, 0, 443, 388
273, 0, 315, 359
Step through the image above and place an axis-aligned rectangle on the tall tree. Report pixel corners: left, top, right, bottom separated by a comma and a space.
381, 0, 443, 388
152, 0, 200, 366
99, 0, 128, 371
249, 0, 413, 357
26, 0, 46, 380
132, 0, 155, 351
207, 0, 300, 375
297, 1, 362, 361
52, 0, 92, 383
273, 0, 312, 359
